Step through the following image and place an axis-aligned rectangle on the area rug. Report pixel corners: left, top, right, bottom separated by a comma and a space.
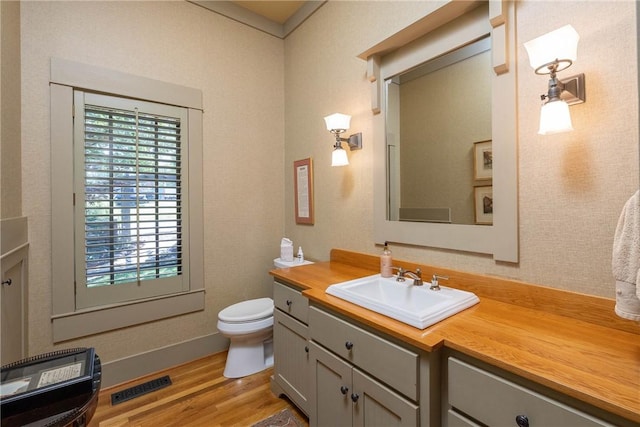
251, 408, 304, 427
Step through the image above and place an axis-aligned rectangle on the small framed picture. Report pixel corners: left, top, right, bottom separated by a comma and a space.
473, 140, 492, 180
294, 158, 314, 225
474, 185, 493, 225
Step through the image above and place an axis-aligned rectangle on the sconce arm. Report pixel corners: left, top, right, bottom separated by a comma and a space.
336, 132, 362, 151
541, 73, 585, 105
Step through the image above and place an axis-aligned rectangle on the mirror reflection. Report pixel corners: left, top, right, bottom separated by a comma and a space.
385, 37, 492, 225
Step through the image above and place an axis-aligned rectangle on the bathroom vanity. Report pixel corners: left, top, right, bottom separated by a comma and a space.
270, 249, 640, 427
272, 281, 311, 415
273, 278, 440, 426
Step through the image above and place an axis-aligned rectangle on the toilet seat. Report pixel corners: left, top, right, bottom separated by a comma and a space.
218, 297, 273, 323
217, 316, 273, 335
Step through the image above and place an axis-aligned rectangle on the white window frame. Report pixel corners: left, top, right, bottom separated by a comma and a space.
51, 58, 204, 342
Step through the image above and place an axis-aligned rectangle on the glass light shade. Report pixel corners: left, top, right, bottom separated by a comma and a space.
324, 113, 351, 131
538, 100, 573, 135
524, 25, 579, 71
331, 146, 349, 166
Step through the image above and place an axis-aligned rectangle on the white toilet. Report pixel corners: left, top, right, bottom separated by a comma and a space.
217, 257, 314, 378
217, 297, 274, 378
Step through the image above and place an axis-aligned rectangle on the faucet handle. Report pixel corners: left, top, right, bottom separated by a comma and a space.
412, 268, 423, 286
430, 274, 448, 290
394, 267, 406, 282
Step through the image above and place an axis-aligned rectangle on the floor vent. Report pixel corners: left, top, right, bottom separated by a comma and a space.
111, 375, 172, 405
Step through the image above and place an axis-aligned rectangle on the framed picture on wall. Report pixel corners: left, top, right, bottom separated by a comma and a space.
294, 158, 314, 225
473, 140, 492, 180
474, 185, 493, 225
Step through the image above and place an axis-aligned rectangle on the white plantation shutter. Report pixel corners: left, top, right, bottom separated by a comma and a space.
74, 92, 190, 309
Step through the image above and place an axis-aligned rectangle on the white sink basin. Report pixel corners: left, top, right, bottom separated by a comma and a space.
325, 274, 479, 329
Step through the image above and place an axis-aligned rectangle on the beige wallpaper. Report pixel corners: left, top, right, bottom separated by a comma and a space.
1, 1, 21, 219
284, 1, 638, 299
20, 1, 285, 359
13, 0, 640, 364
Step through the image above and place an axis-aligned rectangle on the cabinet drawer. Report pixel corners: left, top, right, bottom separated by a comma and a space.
448, 357, 613, 427
274, 281, 308, 324
309, 306, 418, 401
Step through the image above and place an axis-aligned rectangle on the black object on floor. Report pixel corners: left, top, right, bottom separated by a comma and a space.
1, 347, 102, 427
110, 375, 172, 405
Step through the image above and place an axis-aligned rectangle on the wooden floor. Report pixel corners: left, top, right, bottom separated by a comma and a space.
89, 352, 308, 427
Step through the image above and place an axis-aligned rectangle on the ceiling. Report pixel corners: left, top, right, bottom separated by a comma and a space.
189, 1, 325, 38
232, 1, 306, 25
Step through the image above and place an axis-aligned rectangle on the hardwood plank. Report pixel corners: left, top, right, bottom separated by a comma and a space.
90, 352, 308, 427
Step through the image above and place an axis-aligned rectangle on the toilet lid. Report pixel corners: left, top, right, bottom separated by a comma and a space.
218, 297, 274, 323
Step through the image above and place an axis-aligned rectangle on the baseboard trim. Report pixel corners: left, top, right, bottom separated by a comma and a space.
100, 333, 229, 388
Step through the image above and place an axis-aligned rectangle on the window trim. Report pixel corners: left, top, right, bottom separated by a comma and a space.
50, 59, 204, 342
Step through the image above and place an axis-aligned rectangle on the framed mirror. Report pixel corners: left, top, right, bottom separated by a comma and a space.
386, 37, 492, 225
369, 1, 518, 262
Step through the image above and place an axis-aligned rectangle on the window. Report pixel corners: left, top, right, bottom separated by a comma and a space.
74, 93, 190, 309
51, 58, 204, 342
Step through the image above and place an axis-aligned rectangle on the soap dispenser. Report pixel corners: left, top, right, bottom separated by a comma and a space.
297, 246, 304, 263
380, 242, 393, 278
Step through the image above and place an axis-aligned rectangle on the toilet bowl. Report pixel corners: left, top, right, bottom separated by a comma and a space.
218, 258, 314, 378
217, 297, 274, 378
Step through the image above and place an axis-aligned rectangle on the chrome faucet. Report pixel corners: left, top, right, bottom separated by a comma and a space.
430, 274, 449, 291
395, 267, 423, 286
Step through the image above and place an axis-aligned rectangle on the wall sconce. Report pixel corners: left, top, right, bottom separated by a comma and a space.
323, 113, 362, 166
524, 25, 586, 135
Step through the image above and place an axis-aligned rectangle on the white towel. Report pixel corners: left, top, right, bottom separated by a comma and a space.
612, 190, 640, 321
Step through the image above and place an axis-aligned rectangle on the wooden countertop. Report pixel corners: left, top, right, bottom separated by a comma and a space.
270, 250, 640, 424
